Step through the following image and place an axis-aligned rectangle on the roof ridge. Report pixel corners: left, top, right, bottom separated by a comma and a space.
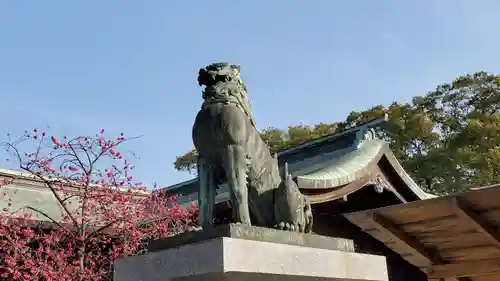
277, 114, 388, 156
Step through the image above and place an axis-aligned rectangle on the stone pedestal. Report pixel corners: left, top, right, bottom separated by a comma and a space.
114, 224, 388, 281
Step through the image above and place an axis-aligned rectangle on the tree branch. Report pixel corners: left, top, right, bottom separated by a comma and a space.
24, 206, 71, 234
21, 167, 80, 230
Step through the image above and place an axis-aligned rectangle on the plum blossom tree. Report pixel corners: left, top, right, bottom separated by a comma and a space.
0, 129, 196, 281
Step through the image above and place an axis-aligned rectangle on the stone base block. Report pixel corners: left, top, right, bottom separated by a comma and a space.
148, 223, 355, 253
114, 233, 388, 281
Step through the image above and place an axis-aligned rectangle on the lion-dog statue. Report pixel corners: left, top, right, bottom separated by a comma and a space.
192, 62, 313, 233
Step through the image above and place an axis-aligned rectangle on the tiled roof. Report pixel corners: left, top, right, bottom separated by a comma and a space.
164, 115, 435, 208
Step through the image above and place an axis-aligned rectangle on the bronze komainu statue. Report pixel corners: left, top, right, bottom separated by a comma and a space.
192, 62, 313, 233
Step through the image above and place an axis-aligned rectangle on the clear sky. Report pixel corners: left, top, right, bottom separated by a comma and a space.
1, 1, 499, 188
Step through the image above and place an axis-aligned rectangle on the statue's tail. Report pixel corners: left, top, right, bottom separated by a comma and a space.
304, 199, 313, 233
284, 160, 314, 233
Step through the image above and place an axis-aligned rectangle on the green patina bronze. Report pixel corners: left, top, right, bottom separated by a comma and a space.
192, 62, 313, 232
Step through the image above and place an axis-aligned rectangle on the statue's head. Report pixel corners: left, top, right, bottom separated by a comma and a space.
197, 62, 241, 87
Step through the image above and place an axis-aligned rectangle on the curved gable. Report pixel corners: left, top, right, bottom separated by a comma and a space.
166, 115, 435, 208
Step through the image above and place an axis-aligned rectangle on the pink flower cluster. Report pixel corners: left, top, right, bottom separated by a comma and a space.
0, 128, 197, 281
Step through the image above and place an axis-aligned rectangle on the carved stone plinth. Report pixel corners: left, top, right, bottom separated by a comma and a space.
114, 224, 388, 281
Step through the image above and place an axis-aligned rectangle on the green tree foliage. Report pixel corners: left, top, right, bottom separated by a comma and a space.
174, 72, 500, 195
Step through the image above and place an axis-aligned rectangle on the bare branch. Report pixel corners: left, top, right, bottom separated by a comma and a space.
21, 166, 80, 229
23, 206, 71, 234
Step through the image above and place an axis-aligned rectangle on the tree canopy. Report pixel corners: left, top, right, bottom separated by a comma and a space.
174, 72, 500, 195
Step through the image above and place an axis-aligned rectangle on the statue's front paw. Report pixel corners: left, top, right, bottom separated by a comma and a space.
274, 222, 300, 232
274, 222, 286, 230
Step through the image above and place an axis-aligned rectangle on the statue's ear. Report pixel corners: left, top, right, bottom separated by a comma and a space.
198, 68, 207, 86
232, 64, 241, 72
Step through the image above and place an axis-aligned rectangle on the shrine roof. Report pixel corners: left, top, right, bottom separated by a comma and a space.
0, 169, 150, 223
164, 114, 435, 207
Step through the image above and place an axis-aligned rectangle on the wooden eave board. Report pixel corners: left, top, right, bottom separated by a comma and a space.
344, 185, 500, 280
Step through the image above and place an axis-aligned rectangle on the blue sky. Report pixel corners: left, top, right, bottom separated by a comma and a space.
1, 1, 499, 187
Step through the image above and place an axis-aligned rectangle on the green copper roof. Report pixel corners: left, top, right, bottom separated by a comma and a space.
166, 115, 435, 208
173, 142, 435, 209
296, 140, 384, 189
165, 115, 391, 195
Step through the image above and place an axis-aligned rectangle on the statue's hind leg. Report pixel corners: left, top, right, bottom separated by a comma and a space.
197, 157, 217, 229
223, 144, 252, 225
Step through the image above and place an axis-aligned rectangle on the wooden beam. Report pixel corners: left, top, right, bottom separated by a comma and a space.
470, 183, 500, 191
365, 212, 467, 281
367, 212, 443, 265
428, 276, 468, 281
450, 197, 500, 249
429, 259, 500, 279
